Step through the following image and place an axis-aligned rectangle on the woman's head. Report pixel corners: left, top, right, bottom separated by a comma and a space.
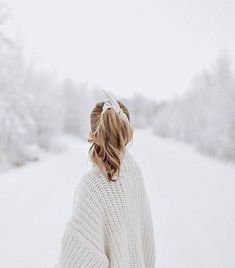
88, 100, 134, 181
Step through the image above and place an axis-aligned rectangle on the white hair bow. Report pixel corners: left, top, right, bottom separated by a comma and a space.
101, 89, 130, 124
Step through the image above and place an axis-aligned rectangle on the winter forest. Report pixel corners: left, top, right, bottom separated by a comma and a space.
0, 1, 158, 170
1, 0, 235, 267
1, 19, 235, 167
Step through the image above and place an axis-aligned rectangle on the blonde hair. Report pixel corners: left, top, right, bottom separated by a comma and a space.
88, 100, 134, 182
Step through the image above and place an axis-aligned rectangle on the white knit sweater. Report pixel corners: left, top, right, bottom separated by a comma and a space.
55, 148, 156, 268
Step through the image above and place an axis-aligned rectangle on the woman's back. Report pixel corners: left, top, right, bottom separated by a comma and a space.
56, 148, 156, 268
99, 148, 156, 267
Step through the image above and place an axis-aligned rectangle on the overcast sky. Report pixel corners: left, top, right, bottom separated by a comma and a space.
8, 0, 235, 101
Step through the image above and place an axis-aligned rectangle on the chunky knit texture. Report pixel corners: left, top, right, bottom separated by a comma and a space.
55, 148, 156, 268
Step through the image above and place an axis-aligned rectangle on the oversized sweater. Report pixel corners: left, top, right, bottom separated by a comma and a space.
55, 148, 156, 268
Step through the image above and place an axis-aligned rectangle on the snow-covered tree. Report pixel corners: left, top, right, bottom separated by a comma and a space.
153, 55, 235, 162
122, 93, 158, 128
0, 1, 38, 167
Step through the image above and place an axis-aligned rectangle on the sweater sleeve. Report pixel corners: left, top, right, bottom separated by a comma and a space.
55, 172, 109, 268
141, 193, 156, 268
140, 179, 156, 268
137, 165, 156, 268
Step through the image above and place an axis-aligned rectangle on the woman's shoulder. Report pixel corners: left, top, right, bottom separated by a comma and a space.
73, 148, 141, 198
122, 148, 143, 174
72, 174, 97, 214
74, 169, 102, 193
72, 168, 107, 207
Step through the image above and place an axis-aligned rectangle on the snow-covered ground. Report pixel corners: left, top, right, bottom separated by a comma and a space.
0, 128, 235, 268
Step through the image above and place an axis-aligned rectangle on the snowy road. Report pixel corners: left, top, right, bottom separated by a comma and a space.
0, 129, 235, 267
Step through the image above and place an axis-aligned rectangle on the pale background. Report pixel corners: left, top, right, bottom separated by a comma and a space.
0, 0, 235, 267
7, 0, 235, 100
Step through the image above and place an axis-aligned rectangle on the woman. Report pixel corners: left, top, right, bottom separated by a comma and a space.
56, 91, 156, 268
